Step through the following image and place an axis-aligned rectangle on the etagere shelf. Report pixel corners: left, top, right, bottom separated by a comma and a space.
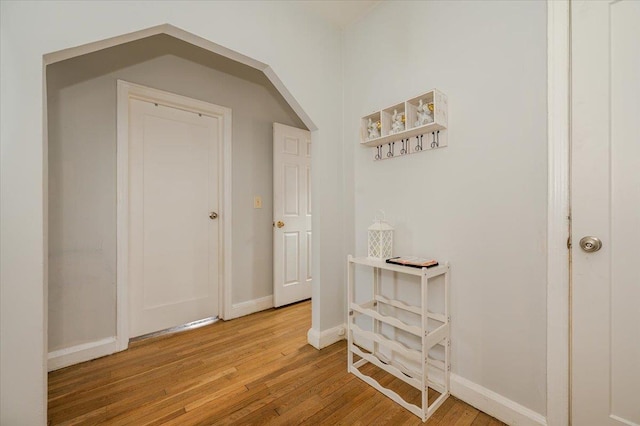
347, 256, 450, 422
360, 89, 448, 161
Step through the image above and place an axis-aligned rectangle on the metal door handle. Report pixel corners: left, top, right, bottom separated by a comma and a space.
579, 236, 602, 252
209, 212, 218, 220
276, 221, 285, 228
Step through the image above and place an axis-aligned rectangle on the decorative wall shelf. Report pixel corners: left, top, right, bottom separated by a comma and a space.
361, 89, 448, 161
347, 256, 451, 422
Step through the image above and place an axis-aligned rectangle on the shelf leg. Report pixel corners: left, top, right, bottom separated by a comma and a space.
421, 267, 429, 418
373, 267, 381, 359
347, 257, 355, 373
444, 267, 450, 393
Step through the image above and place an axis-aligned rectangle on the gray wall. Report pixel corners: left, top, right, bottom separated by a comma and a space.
343, 0, 548, 415
47, 35, 305, 352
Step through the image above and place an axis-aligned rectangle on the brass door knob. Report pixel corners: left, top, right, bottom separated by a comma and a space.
209, 212, 218, 220
276, 221, 285, 228
579, 236, 602, 252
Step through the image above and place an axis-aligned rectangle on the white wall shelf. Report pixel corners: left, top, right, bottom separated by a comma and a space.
360, 89, 448, 160
347, 256, 451, 422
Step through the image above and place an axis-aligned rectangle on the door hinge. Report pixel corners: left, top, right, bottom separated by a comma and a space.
567, 236, 572, 249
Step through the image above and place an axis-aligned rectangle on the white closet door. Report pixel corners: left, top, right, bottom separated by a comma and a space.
129, 98, 219, 337
571, 1, 640, 424
273, 123, 312, 307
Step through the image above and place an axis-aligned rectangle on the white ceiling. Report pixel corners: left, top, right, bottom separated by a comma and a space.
299, 0, 381, 29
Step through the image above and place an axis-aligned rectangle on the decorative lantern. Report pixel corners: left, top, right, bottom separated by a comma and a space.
368, 212, 394, 260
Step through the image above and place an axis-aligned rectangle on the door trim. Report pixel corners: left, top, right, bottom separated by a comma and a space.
116, 80, 232, 350
546, 1, 571, 425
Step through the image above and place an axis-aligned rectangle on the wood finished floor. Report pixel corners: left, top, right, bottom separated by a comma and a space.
48, 301, 505, 425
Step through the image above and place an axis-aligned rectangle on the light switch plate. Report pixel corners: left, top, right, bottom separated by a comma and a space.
254, 196, 262, 209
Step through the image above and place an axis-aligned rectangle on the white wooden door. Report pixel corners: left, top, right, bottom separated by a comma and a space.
572, 1, 640, 425
129, 98, 219, 337
273, 123, 312, 307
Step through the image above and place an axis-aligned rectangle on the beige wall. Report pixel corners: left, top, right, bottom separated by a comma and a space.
1, 1, 345, 421
47, 35, 305, 352
343, 0, 548, 416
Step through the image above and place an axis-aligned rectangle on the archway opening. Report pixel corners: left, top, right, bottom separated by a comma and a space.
45, 27, 315, 371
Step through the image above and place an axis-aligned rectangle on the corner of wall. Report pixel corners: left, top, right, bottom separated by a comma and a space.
47, 337, 118, 371
226, 295, 273, 320
307, 323, 346, 349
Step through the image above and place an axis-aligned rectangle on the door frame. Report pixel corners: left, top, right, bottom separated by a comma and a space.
116, 80, 233, 350
546, 1, 571, 425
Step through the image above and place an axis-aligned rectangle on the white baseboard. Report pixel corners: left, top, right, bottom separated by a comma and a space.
307, 323, 346, 349
451, 374, 547, 426
48, 336, 118, 371
49, 296, 274, 371
227, 295, 273, 320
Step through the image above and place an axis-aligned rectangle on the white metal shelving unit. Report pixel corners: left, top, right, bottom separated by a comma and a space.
347, 255, 450, 422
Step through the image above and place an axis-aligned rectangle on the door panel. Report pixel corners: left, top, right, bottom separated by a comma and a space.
284, 165, 299, 215
306, 231, 312, 281
306, 167, 312, 215
273, 123, 311, 307
284, 232, 300, 285
129, 98, 219, 337
571, 1, 640, 424
610, 3, 640, 420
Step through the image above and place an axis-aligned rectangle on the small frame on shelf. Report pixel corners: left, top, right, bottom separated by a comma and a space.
406, 92, 435, 130
382, 103, 406, 136
361, 112, 382, 143
406, 90, 448, 132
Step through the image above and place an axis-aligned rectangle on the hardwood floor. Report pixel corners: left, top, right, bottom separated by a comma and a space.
48, 301, 505, 425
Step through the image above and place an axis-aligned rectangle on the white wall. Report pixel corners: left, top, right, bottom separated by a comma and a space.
344, 0, 547, 416
0, 2, 344, 423
46, 35, 305, 352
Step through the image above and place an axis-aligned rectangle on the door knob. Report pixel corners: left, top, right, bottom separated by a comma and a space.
579, 236, 602, 253
209, 212, 218, 220
276, 221, 285, 228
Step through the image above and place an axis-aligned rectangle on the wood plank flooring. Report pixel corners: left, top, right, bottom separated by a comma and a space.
48, 301, 505, 425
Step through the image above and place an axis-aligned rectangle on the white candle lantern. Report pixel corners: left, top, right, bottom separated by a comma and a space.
368, 213, 394, 260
